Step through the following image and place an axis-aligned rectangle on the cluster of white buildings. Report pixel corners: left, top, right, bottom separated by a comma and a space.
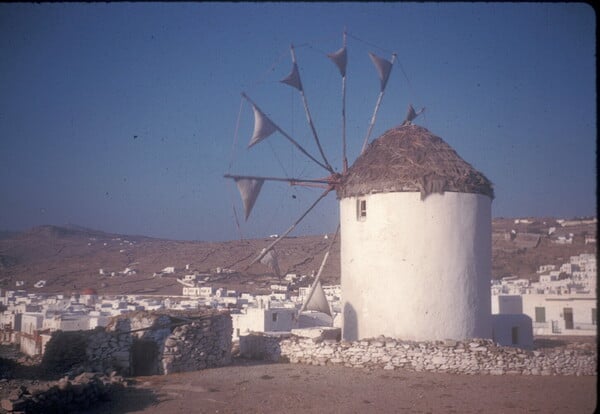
177, 272, 342, 341
492, 253, 597, 336
0, 272, 343, 357
0, 288, 164, 355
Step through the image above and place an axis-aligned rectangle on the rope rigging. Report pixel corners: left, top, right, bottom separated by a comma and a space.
225, 29, 424, 265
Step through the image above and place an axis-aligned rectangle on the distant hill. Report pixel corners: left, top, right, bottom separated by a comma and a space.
0, 224, 338, 296
0, 231, 18, 240
0, 219, 595, 296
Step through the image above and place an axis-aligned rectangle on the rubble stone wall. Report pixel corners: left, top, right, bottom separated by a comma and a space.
160, 311, 232, 374
86, 325, 133, 375
45, 309, 232, 376
243, 333, 597, 376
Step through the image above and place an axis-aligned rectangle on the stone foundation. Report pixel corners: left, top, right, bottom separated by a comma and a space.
241, 329, 596, 376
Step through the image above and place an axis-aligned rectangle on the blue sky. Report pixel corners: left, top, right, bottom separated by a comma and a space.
0, 3, 596, 241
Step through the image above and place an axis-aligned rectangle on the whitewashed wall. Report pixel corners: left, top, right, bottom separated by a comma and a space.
521, 293, 596, 335
340, 191, 492, 341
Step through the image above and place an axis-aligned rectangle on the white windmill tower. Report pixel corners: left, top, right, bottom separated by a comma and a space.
225, 30, 494, 342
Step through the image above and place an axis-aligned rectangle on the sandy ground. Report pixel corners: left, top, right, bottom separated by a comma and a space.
89, 359, 597, 414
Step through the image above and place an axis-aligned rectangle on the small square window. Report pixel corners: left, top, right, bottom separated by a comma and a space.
357, 198, 367, 221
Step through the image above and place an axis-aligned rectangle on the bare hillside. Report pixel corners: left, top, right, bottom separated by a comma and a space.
0, 218, 595, 296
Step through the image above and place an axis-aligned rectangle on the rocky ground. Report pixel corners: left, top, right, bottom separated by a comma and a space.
1, 337, 597, 413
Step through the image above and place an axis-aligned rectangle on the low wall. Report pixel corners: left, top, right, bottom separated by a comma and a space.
242, 330, 596, 376
43, 309, 232, 376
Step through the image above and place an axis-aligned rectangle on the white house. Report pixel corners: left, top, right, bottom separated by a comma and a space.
492, 254, 597, 337
231, 299, 297, 340
19, 312, 44, 356
182, 287, 201, 297
523, 294, 596, 336
42, 312, 91, 331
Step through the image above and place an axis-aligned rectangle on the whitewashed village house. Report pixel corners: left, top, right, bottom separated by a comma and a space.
231, 297, 296, 340
492, 253, 596, 337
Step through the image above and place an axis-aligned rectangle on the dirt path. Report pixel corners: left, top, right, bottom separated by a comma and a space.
90, 360, 597, 414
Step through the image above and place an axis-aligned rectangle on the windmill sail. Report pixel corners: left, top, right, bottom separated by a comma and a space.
249, 104, 278, 148
242, 92, 330, 172
280, 62, 303, 91
281, 46, 334, 173
234, 178, 264, 220
329, 32, 348, 173
260, 248, 281, 278
301, 280, 331, 316
361, 52, 397, 154
404, 104, 425, 124
369, 52, 393, 91
328, 46, 347, 77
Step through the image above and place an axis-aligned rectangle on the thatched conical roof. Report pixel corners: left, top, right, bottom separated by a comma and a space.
337, 124, 494, 200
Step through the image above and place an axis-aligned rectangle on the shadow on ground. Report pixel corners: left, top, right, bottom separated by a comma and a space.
86, 385, 162, 414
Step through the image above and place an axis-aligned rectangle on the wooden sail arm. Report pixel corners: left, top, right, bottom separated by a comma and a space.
360, 53, 397, 155
225, 173, 341, 187
341, 30, 348, 174
299, 223, 340, 313
288, 45, 335, 174
224, 173, 334, 187
245, 186, 333, 269
241, 93, 331, 173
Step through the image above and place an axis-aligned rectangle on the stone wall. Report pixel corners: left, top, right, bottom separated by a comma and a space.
44, 309, 232, 377
160, 311, 232, 374
242, 330, 596, 376
86, 325, 133, 375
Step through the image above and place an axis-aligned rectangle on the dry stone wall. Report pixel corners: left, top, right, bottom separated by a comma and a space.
161, 312, 232, 374
242, 332, 596, 376
45, 309, 232, 377
86, 324, 133, 375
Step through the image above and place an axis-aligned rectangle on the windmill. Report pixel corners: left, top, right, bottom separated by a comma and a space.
224, 30, 408, 281
225, 30, 493, 343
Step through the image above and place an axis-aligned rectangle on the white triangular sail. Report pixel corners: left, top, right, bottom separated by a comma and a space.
301, 280, 331, 316
234, 178, 264, 220
369, 52, 392, 91
260, 248, 281, 278
248, 105, 278, 148
280, 62, 303, 91
328, 46, 347, 77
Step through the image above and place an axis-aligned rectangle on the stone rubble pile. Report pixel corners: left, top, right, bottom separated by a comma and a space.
0, 372, 126, 413
245, 332, 596, 376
